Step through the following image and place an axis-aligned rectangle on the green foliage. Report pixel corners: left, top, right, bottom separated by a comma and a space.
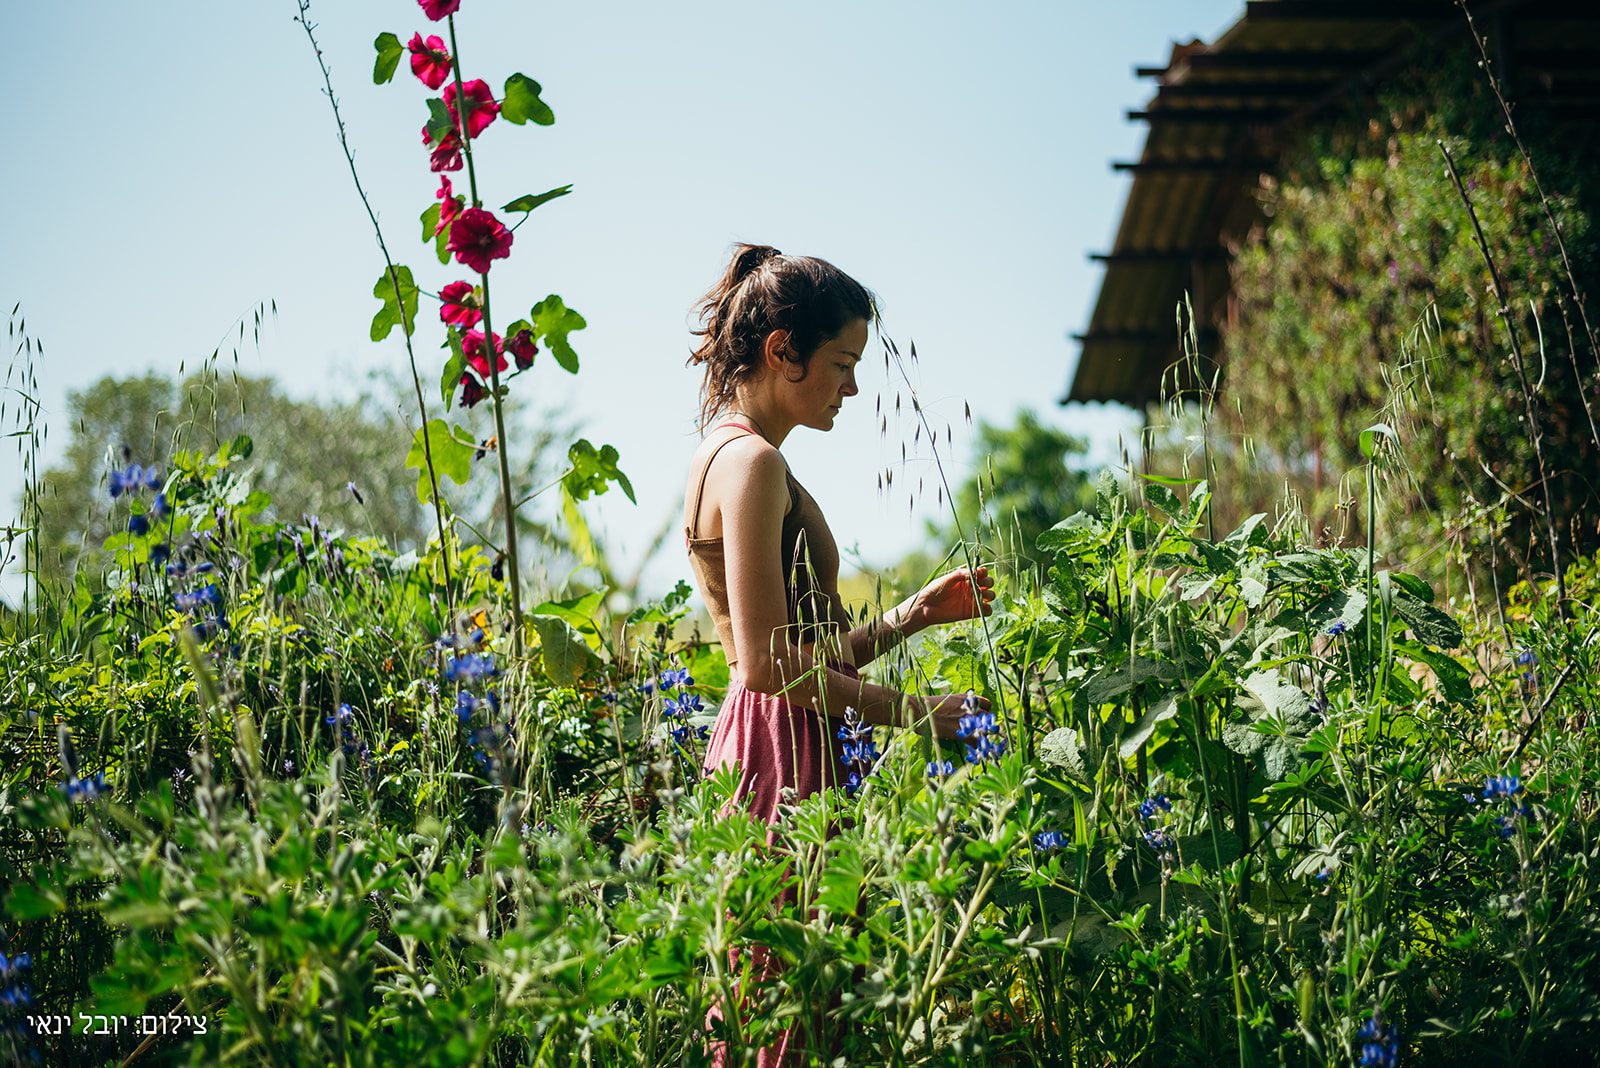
529, 295, 586, 374
372, 32, 402, 84
500, 74, 554, 126
404, 418, 476, 504
369, 265, 420, 341
502, 185, 572, 215
562, 439, 634, 503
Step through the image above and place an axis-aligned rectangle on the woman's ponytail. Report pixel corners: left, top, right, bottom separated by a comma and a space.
688, 243, 875, 431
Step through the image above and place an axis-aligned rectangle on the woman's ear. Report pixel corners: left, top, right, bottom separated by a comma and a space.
761, 329, 792, 372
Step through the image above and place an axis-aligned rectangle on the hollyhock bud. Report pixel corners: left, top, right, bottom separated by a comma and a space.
459, 373, 487, 409
447, 207, 513, 273
507, 328, 538, 370
422, 123, 463, 172
435, 175, 462, 234
439, 281, 482, 328
444, 78, 499, 139
462, 329, 507, 377
407, 33, 452, 90
419, 0, 461, 20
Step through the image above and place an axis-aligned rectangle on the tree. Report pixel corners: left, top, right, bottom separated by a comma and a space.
954, 409, 1098, 572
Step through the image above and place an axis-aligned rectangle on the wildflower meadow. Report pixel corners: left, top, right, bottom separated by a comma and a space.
3, 2, 1599, 1066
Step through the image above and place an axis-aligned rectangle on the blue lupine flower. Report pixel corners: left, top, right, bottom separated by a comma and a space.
150, 542, 170, 567
1033, 830, 1068, 852
127, 513, 151, 536
955, 705, 1007, 765
325, 704, 356, 729
956, 711, 998, 739
838, 707, 879, 795
1356, 1011, 1400, 1067
1520, 669, 1538, 687
1138, 794, 1173, 820
1142, 827, 1176, 856
152, 493, 169, 518
1327, 620, 1349, 637
62, 772, 109, 804
456, 691, 480, 723
1315, 867, 1333, 883
444, 653, 498, 685
961, 690, 980, 713
660, 666, 694, 690
926, 759, 955, 780
1514, 648, 1538, 666
963, 736, 1007, 764
1482, 775, 1522, 801
0, 952, 31, 977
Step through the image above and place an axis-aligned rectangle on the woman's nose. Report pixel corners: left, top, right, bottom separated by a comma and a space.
842, 373, 859, 397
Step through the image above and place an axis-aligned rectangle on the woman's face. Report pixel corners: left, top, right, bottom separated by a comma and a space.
779, 317, 867, 432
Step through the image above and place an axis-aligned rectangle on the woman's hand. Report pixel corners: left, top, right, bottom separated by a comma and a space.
912, 565, 995, 629
919, 691, 992, 740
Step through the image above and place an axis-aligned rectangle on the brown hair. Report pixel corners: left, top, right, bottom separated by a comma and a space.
688, 244, 877, 430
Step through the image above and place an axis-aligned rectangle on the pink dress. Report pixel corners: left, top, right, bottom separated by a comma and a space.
683, 421, 856, 1066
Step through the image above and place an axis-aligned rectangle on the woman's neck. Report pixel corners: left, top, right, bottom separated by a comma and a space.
725, 391, 794, 447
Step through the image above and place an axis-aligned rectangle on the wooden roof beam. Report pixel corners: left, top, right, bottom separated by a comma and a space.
1127, 107, 1289, 123
1243, 0, 1597, 19
1149, 81, 1330, 101
1073, 328, 1220, 344
1136, 49, 1386, 77
1112, 159, 1274, 173
1088, 250, 1230, 263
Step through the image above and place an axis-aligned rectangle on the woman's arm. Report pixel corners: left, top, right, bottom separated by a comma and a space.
848, 566, 995, 668
719, 441, 977, 736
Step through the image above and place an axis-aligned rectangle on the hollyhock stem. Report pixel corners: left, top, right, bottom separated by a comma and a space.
294, 2, 457, 622
446, 15, 524, 656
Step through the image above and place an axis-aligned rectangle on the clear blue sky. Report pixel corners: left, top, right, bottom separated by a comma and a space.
2, 0, 1239, 604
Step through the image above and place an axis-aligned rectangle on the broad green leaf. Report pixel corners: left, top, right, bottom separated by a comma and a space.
531, 294, 587, 373
501, 73, 555, 125
1394, 591, 1463, 649
563, 438, 634, 502
1083, 656, 1174, 703
420, 202, 441, 242
1119, 693, 1177, 759
1037, 512, 1100, 554
817, 848, 865, 916
373, 32, 403, 84
425, 97, 455, 143
1239, 559, 1269, 608
1396, 639, 1474, 705
1358, 421, 1397, 461
1239, 668, 1313, 720
1224, 512, 1268, 546
1390, 571, 1435, 603
224, 433, 253, 462
530, 589, 608, 650
1145, 482, 1182, 518
1038, 726, 1088, 781
1307, 587, 1367, 635
503, 185, 573, 214
405, 419, 475, 504
533, 616, 599, 685
370, 265, 420, 342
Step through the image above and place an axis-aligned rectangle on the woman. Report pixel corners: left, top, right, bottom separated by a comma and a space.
683, 242, 995, 829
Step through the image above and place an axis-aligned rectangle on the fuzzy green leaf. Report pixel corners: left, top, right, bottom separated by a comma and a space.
501, 73, 555, 125
1394, 591, 1463, 649
533, 617, 599, 686
373, 32, 403, 84
424, 97, 455, 143
1119, 693, 1178, 759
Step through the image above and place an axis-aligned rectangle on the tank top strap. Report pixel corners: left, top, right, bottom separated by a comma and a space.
686, 423, 798, 543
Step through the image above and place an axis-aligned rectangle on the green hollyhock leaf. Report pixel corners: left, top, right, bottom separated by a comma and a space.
440, 331, 467, 407
370, 265, 419, 341
502, 185, 573, 215
563, 438, 635, 503
501, 73, 555, 125
531, 294, 587, 373
1394, 591, 1463, 649
373, 32, 403, 84
424, 97, 455, 143
406, 419, 475, 504
421, 203, 452, 264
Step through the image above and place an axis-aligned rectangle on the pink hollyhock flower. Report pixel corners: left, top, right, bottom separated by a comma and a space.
407, 33, 452, 91
439, 281, 481, 328
444, 78, 499, 139
435, 175, 463, 235
422, 123, 463, 172
419, 0, 461, 21
462, 329, 507, 377
507, 328, 538, 371
447, 207, 513, 273
459, 373, 487, 409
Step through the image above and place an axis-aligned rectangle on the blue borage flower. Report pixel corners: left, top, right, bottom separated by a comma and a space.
62, 772, 110, 804
1033, 830, 1068, 853
1356, 1011, 1400, 1067
837, 707, 878, 795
